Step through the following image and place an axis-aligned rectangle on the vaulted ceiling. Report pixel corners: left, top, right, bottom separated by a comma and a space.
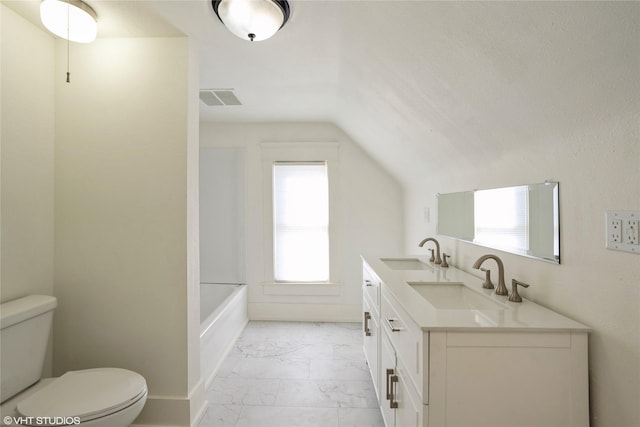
6, 0, 639, 186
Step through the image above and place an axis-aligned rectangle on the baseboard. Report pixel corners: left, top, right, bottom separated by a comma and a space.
132, 378, 207, 427
249, 302, 361, 322
189, 379, 207, 427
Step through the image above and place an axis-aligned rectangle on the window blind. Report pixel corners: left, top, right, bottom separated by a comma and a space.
273, 162, 329, 282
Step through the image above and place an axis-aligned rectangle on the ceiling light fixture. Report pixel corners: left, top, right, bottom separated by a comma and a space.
40, 0, 98, 43
212, 0, 290, 42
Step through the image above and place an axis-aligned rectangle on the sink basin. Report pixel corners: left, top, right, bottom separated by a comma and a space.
409, 282, 507, 310
381, 258, 432, 270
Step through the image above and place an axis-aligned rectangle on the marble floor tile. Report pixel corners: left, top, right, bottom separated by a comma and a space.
198, 321, 383, 427
338, 407, 386, 427
214, 356, 243, 378
228, 338, 266, 358
263, 341, 334, 360
305, 323, 363, 345
198, 404, 242, 427
309, 359, 371, 381
217, 355, 310, 379
235, 406, 339, 427
333, 343, 366, 361
206, 378, 280, 405
275, 379, 378, 408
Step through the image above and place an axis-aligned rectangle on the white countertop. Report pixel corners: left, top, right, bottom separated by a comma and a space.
363, 255, 590, 332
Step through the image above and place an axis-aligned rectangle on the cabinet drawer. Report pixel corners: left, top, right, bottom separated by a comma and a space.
363, 262, 381, 313
381, 285, 424, 400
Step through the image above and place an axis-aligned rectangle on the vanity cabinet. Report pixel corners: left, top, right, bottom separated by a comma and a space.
362, 257, 590, 427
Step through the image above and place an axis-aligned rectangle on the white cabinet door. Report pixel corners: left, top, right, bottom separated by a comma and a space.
430, 331, 589, 427
363, 295, 380, 398
395, 359, 423, 427
381, 330, 423, 427
380, 331, 396, 427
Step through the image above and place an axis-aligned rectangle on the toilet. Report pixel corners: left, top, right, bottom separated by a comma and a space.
0, 295, 147, 426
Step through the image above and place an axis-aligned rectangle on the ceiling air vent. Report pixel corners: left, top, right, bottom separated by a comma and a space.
199, 89, 242, 106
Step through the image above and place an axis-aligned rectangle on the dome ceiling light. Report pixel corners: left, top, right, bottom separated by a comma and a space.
212, 0, 290, 42
40, 0, 98, 43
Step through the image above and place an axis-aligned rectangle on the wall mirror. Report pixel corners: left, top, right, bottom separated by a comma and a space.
437, 182, 560, 264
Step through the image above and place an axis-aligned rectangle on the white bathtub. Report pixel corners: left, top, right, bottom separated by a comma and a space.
200, 283, 248, 388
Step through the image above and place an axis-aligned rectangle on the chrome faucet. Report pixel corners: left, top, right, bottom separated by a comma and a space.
419, 237, 442, 264
472, 254, 508, 296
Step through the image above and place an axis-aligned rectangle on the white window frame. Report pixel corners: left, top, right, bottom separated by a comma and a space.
261, 142, 340, 296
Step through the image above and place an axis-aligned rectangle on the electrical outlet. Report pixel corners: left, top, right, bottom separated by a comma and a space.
625, 220, 639, 245
606, 211, 640, 254
610, 219, 622, 243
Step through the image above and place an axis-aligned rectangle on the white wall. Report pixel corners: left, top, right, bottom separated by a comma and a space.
0, 4, 55, 302
199, 148, 246, 284
404, 106, 639, 426
200, 122, 403, 321
0, 4, 55, 376
52, 37, 202, 426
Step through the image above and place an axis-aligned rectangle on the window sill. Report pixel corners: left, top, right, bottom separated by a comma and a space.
262, 282, 341, 296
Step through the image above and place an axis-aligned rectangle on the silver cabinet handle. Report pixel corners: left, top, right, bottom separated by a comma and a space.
384, 317, 402, 332
364, 311, 372, 336
364, 280, 373, 287
385, 368, 394, 400
389, 374, 399, 409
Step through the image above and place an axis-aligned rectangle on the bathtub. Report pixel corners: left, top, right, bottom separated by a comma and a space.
200, 283, 248, 388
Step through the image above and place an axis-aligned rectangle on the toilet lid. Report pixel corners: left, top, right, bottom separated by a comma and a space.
16, 368, 147, 424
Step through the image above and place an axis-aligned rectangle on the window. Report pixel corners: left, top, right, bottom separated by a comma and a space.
261, 142, 340, 295
273, 162, 329, 282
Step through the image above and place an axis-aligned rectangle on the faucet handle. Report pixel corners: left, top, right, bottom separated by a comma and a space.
480, 268, 495, 289
428, 248, 435, 263
509, 279, 530, 303
441, 253, 450, 268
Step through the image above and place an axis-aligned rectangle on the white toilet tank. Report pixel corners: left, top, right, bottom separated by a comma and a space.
0, 295, 57, 403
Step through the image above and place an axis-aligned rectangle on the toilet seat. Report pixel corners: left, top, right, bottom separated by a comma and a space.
16, 368, 147, 425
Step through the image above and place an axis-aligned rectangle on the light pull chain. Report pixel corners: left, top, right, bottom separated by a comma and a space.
66, 38, 70, 83
66, 1, 70, 83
